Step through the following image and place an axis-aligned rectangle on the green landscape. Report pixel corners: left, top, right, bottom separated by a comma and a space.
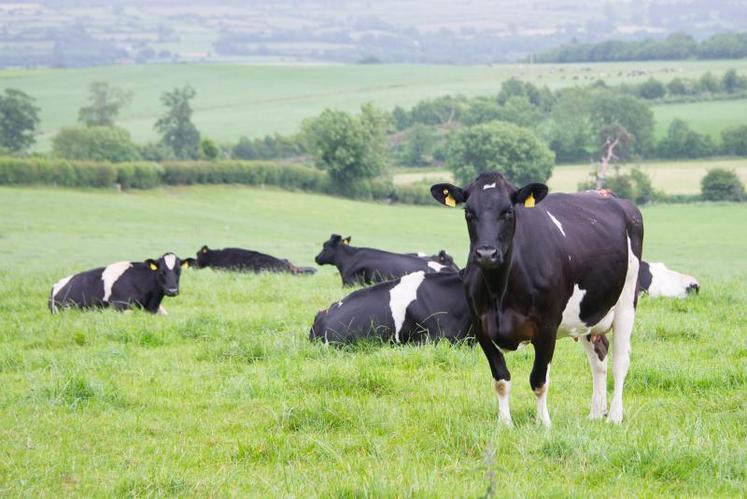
1, 185, 745, 496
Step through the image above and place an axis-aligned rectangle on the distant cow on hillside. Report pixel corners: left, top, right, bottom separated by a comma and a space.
310, 271, 472, 344
49, 253, 194, 314
195, 245, 315, 274
314, 234, 455, 286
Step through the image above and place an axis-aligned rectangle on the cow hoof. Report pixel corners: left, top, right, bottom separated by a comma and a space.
606, 411, 624, 424
498, 416, 514, 427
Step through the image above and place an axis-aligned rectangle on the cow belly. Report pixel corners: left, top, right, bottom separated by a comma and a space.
557, 284, 616, 338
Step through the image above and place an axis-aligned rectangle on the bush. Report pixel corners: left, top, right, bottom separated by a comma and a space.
721, 125, 747, 156
577, 167, 660, 205
445, 121, 555, 186
701, 169, 745, 202
657, 119, 716, 159
52, 126, 141, 162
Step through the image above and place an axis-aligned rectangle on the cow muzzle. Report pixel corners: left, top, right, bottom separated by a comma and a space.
165, 288, 179, 297
686, 282, 700, 295
475, 246, 500, 269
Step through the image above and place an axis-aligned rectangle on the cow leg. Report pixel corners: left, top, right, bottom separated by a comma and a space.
609, 247, 639, 424
530, 333, 556, 427
581, 334, 608, 419
476, 314, 513, 426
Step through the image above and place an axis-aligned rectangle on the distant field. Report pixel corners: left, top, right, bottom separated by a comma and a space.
1, 60, 745, 150
393, 158, 747, 195
654, 99, 747, 139
0, 185, 745, 495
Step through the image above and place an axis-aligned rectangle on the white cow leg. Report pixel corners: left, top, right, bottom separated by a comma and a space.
609, 308, 633, 423
534, 364, 551, 427
494, 379, 513, 426
158, 305, 168, 316
581, 335, 608, 419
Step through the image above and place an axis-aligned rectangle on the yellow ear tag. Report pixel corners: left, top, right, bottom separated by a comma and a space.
524, 193, 535, 208
149, 263, 158, 271
342, 239, 349, 245
181, 261, 190, 269
443, 189, 456, 207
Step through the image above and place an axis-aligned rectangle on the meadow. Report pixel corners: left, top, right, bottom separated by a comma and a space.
0, 185, 745, 496
1, 60, 745, 149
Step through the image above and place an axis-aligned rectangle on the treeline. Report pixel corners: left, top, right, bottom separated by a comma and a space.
536, 32, 747, 63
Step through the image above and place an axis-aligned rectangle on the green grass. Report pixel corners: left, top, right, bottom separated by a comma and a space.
654, 99, 747, 140
1, 185, 746, 496
1, 60, 745, 150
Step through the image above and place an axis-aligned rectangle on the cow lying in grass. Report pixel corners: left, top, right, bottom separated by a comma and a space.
195, 245, 316, 274
314, 234, 456, 286
310, 271, 472, 344
49, 253, 194, 314
638, 261, 699, 298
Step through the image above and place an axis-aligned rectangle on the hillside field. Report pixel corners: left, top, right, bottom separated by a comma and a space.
0, 185, 745, 496
0, 60, 745, 150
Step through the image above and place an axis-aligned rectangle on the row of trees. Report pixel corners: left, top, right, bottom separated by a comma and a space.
536, 32, 747, 63
624, 70, 747, 101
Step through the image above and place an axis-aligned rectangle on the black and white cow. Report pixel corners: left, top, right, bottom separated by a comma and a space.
310, 271, 473, 344
431, 173, 644, 426
195, 245, 316, 274
314, 234, 455, 286
638, 261, 699, 298
408, 250, 460, 272
49, 253, 195, 314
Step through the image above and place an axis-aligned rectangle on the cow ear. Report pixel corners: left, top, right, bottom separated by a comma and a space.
431, 183, 466, 207
145, 259, 159, 271
342, 236, 351, 245
200, 245, 209, 254
513, 183, 548, 208
182, 258, 195, 269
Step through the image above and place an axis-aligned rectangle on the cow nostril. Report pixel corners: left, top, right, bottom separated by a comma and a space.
476, 248, 498, 261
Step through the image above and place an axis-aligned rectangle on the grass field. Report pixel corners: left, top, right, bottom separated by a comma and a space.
1, 185, 745, 496
654, 99, 747, 140
393, 158, 747, 195
1, 60, 745, 150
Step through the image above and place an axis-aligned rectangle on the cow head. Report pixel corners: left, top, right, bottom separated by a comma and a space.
145, 253, 195, 297
431, 173, 547, 271
195, 245, 212, 268
437, 250, 460, 271
315, 234, 351, 265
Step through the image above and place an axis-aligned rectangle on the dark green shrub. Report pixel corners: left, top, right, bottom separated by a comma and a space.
701, 169, 745, 201
52, 126, 141, 162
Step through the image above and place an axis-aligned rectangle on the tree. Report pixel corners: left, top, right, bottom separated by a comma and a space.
637, 78, 666, 100
595, 123, 632, 189
721, 69, 746, 94
701, 169, 744, 202
303, 104, 388, 194
541, 87, 595, 162
445, 121, 555, 186
401, 124, 436, 166
657, 119, 715, 159
497, 95, 542, 128
589, 91, 655, 156
721, 125, 747, 156
155, 85, 200, 160
78, 81, 132, 127
0, 88, 40, 153
199, 138, 219, 160
52, 126, 141, 162
697, 71, 720, 93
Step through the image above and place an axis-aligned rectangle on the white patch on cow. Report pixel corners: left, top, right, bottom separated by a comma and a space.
483, 182, 496, 190
389, 271, 425, 343
50, 275, 73, 313
535, 363, 551, 427
101, 261, 132, 302
427, 261, 445, 272
164, 253, 176, 270
608, 235, 639, 424
416, 252, 427, 257
158, 305, 168, 316
494, 379, 512, 426
647, 262, 699, 299
558, 285, 615, 338
545, 211, 566, 237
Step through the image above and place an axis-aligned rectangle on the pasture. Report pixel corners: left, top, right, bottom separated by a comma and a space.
1, 60, 745, 149
0, 185, 745, 496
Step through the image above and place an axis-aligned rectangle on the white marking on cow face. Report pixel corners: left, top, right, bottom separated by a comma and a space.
426, 261, 445, 272
482, 182, 496, 190
389, 271, 425, 343
647, 262, 699, 299
545, 211, 566, 237
164, 253, 176, 270
101, 261, 132, 302
50, 275, 73, 312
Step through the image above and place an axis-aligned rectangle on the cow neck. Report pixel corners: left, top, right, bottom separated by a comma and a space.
333, 244, 357, 273
475, 245, 513, 304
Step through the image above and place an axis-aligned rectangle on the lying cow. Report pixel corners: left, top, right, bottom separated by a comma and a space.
408, 250, 460, 271
638, 261, 699, 298
310, 271, 472, 344
49, 253, 194, 314
315, 234, 455, 286
195, 245, 316, 274
432, 173, 644, 426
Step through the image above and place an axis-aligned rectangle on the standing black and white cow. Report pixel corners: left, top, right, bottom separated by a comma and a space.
310, 271, 473, 344
49, 253, 195, 314
195, 245, 316, 274
638, 261, 699, 298
314, 234, 455, 286
431, 173, 643, 425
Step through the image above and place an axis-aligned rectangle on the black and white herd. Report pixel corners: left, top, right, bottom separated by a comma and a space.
49, 171, 700, 426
